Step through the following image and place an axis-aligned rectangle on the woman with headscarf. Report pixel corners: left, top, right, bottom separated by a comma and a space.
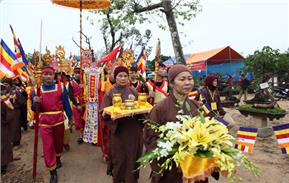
144, 64, 210, 183
9, 78, 26, 146
196, 75, 226, 118
100, 66, 144, 183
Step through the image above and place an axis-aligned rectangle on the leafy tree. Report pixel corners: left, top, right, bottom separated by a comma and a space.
132, 0, 201, 64
90, 0, 201, 63
244, 46, 289, 84
89, 0, 152, 53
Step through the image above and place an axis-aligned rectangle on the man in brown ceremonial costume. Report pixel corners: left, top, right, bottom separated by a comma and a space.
100, 66, 144, 183
144, 64, 210, 183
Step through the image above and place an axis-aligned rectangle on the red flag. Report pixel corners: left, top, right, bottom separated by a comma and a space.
96, 46, 121, 66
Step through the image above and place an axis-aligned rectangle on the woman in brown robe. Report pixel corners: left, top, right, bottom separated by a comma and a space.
1, 80, 14, 174
196, 75, 226, 118
8, 84, 26, 146
100, 66, 144, 183
144, 64, 210, 183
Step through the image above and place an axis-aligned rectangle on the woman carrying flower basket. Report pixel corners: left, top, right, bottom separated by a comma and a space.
141, 65, 259, 183
144, 64, 208, 183
100, 66, 144, 183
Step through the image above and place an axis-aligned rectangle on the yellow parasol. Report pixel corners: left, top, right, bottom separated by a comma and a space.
51, 0, 111, 77
51, 0, 111, 9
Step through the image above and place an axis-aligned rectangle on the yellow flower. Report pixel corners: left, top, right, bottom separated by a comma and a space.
189, 122, 213, 149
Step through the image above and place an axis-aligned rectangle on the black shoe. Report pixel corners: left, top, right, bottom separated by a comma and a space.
50, 169, 58, 183
13, 141, 20, 147
211, 171, 220, 180
56, 157, 62, 169
106, 168, 113, 176
106, 163, 113, 176
64, 144, 70, 151
77, 138, 83, 144
23, 125, 28, 131
1, 165, 7, 175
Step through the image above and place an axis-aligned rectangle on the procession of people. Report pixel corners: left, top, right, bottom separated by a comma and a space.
1, 46, 247, 183
0, 4, 286, 183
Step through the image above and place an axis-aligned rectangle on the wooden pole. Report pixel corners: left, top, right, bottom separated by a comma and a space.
148, 39, 160, 105
32, 20, 43, 179
79, 0, 83, 84
79, 0, 84, 103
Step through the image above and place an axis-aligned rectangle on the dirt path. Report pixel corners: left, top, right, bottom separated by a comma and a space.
2, 99, 289, 183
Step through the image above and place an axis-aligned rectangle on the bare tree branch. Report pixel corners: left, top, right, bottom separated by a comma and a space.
106, 12, 116, 51
81, 32, 92, 50
114, 32, 123, 45
72, 37, 84, 51
102, 30, 109, 53
160, 9, 166, 14
171, 0, 182, 11
133, 2, 163, 13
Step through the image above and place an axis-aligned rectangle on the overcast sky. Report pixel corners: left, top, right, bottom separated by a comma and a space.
0, 0, 288, 60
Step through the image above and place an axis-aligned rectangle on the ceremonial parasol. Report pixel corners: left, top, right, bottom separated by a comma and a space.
51, 0, 111, 79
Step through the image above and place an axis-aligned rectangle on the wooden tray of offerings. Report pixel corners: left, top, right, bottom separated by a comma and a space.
104, 102, 153, 120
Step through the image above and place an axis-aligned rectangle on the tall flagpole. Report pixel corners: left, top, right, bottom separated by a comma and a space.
32, 19, 43, 179
79, 0, 84, 102
79, 0, 83, 83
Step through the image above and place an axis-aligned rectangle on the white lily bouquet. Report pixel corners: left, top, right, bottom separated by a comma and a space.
137, 112, 259, 182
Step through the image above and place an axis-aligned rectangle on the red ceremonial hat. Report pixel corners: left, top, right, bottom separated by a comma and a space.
74, 67, 81, 73
42, 67, 55, 74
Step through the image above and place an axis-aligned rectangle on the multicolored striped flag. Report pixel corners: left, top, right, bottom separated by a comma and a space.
188, 89, 198, 101
199, 91, 212, 115
235, 127, 258, 153
272, 123, 289, 155
18, 38, 34, 72
1, 39, 16, 79
0, 39, 28, 82
133, 47, 147, 80
9, 25, 25, 70
215, 116, 229, 126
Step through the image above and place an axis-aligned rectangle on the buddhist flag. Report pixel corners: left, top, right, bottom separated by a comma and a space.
273, 123, 289, 155
202, 102, 211, 115
235, 127, 258, 153
18, 38, 34, 72
1, 39, 16, 79
134, 47, 147, 80
9, 25, 25, 70
199, 91, 211, 115
188, 89, 198, 100
215, 116, 229, 126
0, 39, 28, 82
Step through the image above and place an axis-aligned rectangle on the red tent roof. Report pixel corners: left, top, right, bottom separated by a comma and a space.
186, 46, 244, 65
